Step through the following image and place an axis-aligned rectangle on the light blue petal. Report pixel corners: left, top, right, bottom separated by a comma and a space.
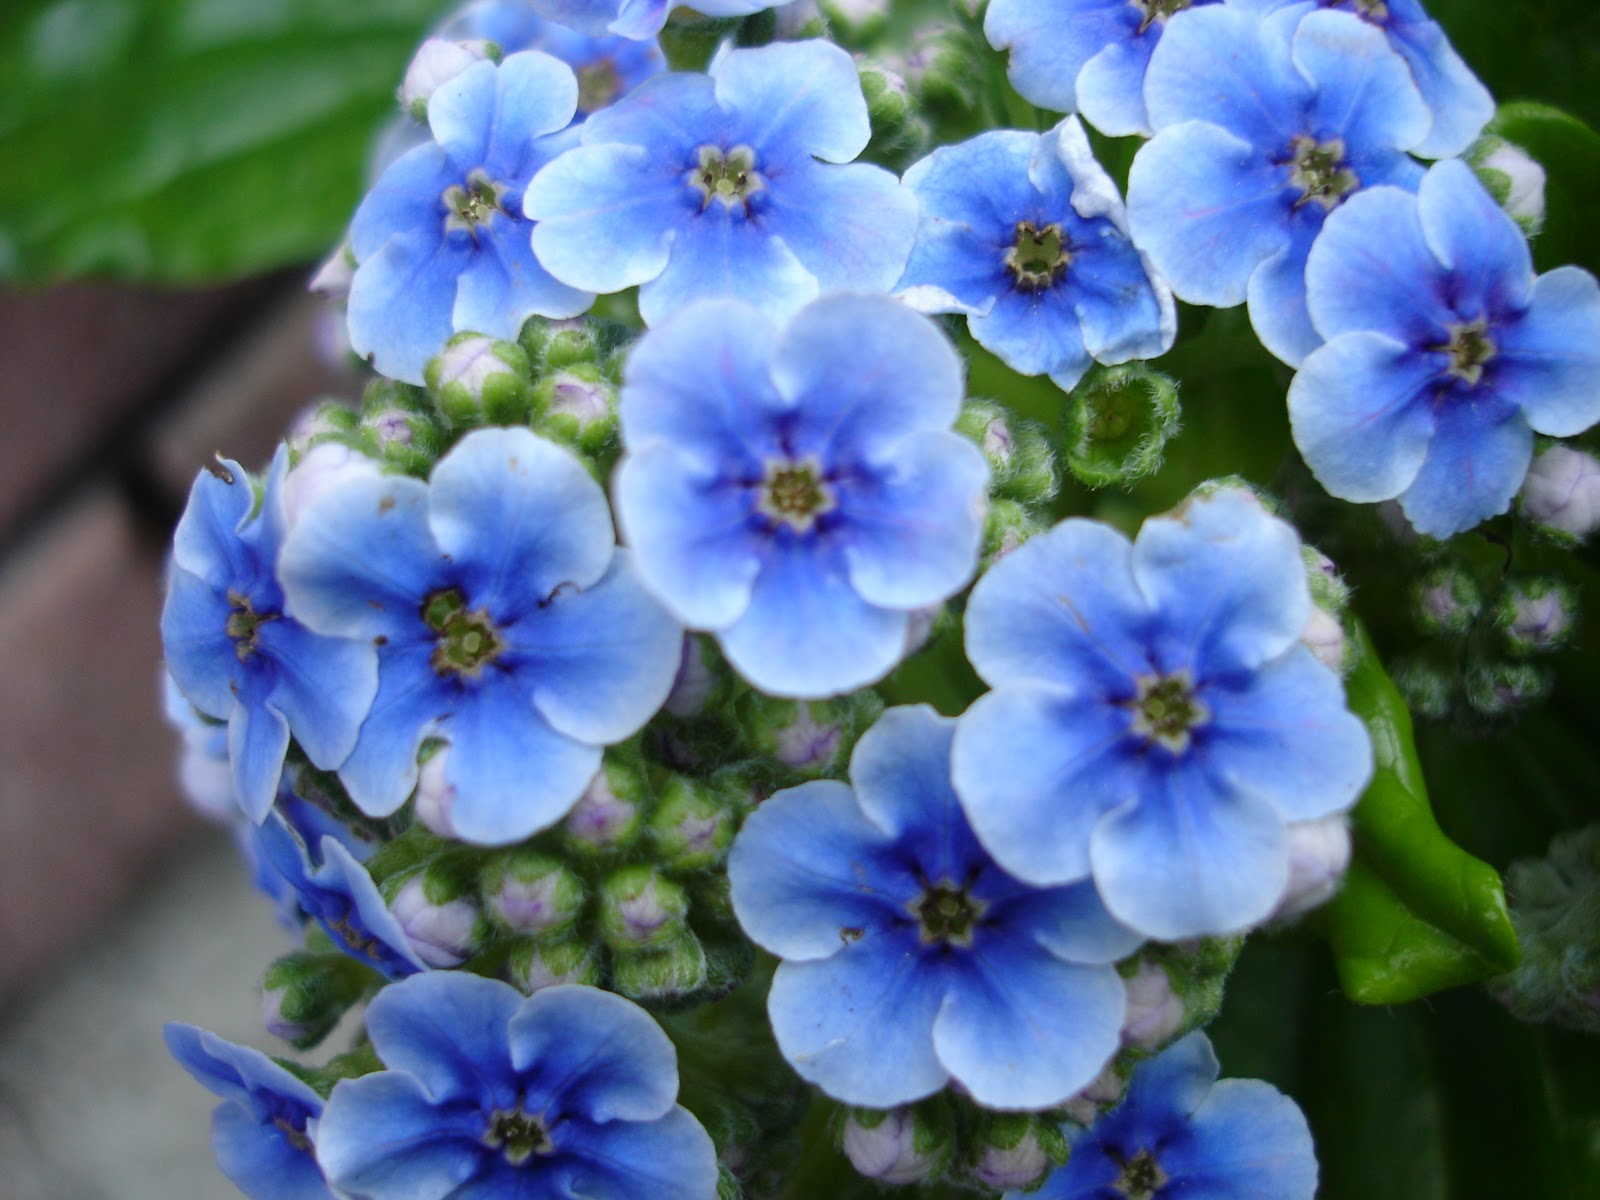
1391, 19, 1494, 160
637, 204, 818, 327
900, 131, 1041, 239
316, 838, 430, 978
161, 568, 239, 718
509, 985, 677, 1122
338, 654, 445, 818
1207, 646, 1372, 822
1068, 228, 1176, 365
984, 0, 1131, 114
210, 1104, 331, 1200
1126, 122, 1290, 307
847, 705, 961, 852
836, 430, 988, 611
1163, 1079, 1318, 1199
257, 620, 378, 773
316, 1072, 484, 1200
1119, 1029, 1220, 1122
1303, 184, 1449, 344
1245, 222, 1321, 367
427, 427, 614, 610
1288, 331, 1437, 502
998, 880, 1144, 966
441, 687, 601, 845
613, 444, 764, 629
552, 1107, 718, 1200
1089, 768, 1289, 939
1075, 37, 1156, 137
454, 220, 593, 340
350, 144, 454, 263
761, 159, 917, 294
717, 537, 906, 699
170, 455, 255, 583
577, 71, 724, 150
952, 686, 1134, 887
1143, 3, 1307, 145
229, 699, 289, 824
767, 945, 948, 1107
895, 220, 1007, 317
525, 143, 684, 294
1131, 490, 1311, 679
364, 972, 523, 1106
1416, 159, 1534, 316
278, 472, 437, 641
969, 284, 1091, 381
728, 779, 910, 961
532, 0, 632, 38
481, 51, 579, 173
1294, 9, 1429, 154
1398, 399, 1533, 538
932, 943, 1124, 1109
513, 550, 683, 745
1497, 266, 1600, 437
710, 40, 869, 164
427, 59, 498, 167
347, 231, 474, 385
165, 1023, 324, 1112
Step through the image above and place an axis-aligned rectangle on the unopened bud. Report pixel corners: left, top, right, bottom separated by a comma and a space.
359, 379, 443, 472
665, 635, 720, 718
824, 0, 891, 38
1273, 815, 1352, 921
1414, 565, 1482, 635
906, 24, 981, 118
526, 317, 606, 371
481, 849, 586, 936
1061, 363, 1181, 488
389, 872, 482, 968
283, 442, 383, 534
649, 774, 734, 870
772, 0, 826, 38
1520, 445, 1600, 541
1300, 606, 1346, 674
285, 400, 360, 459
401, 38, 493, 119
1465, 660, 1549, 718
1120, 959, 1185, 1049
309, 242, 356, 299
610, 930, 708, 1001
259, 951, 373, 1050
1468, 135, 1547, 236
1392, 658, 1454, 721
842, 1108, 942, 1186
967, 1115, 1065, 1192
599, 865, 689, 949
1497, 578, 1575, 655
982, 497, 1042, 564
1063, 1062, 1126, 1126
1492, 824, 1600, 1034
561, 760, 647, 854
1302, 546, 1350, 614
742, 691, 885, 779
506, 938, 602, 994
856, 58, 928, 170
413, 746, 457, 837
532, 366, 618, 457
957, 400, 1057, 504
424, 333, 531, 427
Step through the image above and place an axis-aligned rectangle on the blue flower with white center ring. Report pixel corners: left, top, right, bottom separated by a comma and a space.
1288, 158, 1600, 538
161, 448, 378, 824
347, 51, 593, 385
952, 490, 1373, 940
898, 118, 1175, 392
729, 705, 1140, 1110
984, 0, 1227, 137
1018, 1031, 1317, 1200
277, 426, 682, 845
164, 1023, 333, 1200
1125, 3, 1430, 366
314, 974, 718, 1200
525, 39, 918, 327
614, 293, 989, 699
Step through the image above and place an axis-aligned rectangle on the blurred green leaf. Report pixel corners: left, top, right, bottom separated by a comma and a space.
1321, 623, 1521, 1004
0, 0, 441, 283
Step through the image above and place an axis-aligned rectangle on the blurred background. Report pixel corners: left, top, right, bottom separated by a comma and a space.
0, 1, 1598, 1198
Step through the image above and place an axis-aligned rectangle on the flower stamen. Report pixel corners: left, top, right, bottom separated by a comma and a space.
1437, 318, 1496, 385
756, 457, 836, 532
444, 170, 510, 236
1126, 671, 1209, 753
1287, 135, 1359, 210
484, 1108, 554, 1165
225, 591, 278, 663
912, 883, 986, 947
1004, 220, 1071, 292
424, 587, 504, 680
689, 145, 765, 212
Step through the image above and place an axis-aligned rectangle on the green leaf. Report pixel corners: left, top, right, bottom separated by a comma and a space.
1320, 623, 1521, 1004
1487, 100, 1600, 275
0, 0, 442, 283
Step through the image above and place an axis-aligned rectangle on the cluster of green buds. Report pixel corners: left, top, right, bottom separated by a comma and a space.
1491, 824, 1600, 1034
956, 399, 1059, 565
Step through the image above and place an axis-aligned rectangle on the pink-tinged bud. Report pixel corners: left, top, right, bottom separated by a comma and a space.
546, 373, 611, 427
971, 1128, 1050, 1191
1498, 579, 1575, 655
1300, 606, 1346, 674
1063, 1063, 1125, 1126
507, 940, 600, 994
309, 242, 355, 299
562, 767, 641, 852
1520, 445, 1600, 539
481, 849, 585, 936
413, 749, 457, 837
665, 635, 716, 717
390, 875, 480, 968
1273, 816, 1352, 921
599, 866, 688, 949
400, 38, 492, 118
842, 1109, 938, 1186
1120, 960, 1184, 1049
260, 985, 311, 1044
774, 703, 843, 772
282, 442, 382, 535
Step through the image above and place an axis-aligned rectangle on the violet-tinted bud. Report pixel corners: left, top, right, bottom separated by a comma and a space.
742, 691, 884, 779
1062, 1061, 1127, 1126
506, 938, 602, 994
649, 774, 734, 870
284, 399, 359, 458
1520, 445, 1600, 540
480, 849, 585, 936
1497, 578, 1575, 655
259, 951, 372, 1050
389, 871, 482, 968
561, 761, 646, 854
1414, 565, 1482, 635
610, 930, 708, 1001
665, 634, 718, 717
424, 332, 531, 427
1273, 815, 1353, 921
400, 38, 493, 119
968, 1115, 1063, 1192
412, 746, 457, 838
599, 865, 689, 949
282, 441, 382, 535
531, 366, 618, 459
842, 1108, 941, 1186
957, 399, 1057, 504
981, 497, 1040, 565
1120, 960, 1184, 1050
1465, 660, 1550, 718
1301, 606, 1347, 674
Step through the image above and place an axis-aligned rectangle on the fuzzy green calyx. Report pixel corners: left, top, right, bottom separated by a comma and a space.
1061, 363, 1181, 488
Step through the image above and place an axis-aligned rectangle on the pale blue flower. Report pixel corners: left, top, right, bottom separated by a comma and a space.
953, 491, 1372, 940
1126, 3, 1429, 365
315, 974, 717, 1200
525, 40, 917, 326
533, 0, 785, 41
614, 293, 989, 698
730, 705, 1139, 1109
898, 118, 1174, 392
1288, 159, 1600, 537
278, 427, 682, 845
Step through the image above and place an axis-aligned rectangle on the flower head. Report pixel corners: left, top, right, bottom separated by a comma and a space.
314, 974, 718, 1200
526, 40, 917, 326
614, 293, 989, 698
953, 491, 1372, 940
532, 0, 789, 41
278, 427, 682, 845
898, 118, 1174, 391
730, 705, 1140, 1110
1287, 159, 1600, 537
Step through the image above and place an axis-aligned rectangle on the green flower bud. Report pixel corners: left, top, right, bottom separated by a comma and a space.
561, 758, 649, 856
600, 864, 690, 949
531, 365, 619, 461
738, 690, 885, 779
822, 0, 891, 40
965, 1113, 1068, 1192
525, 317, 606, 372
1391, 657, 1455, 722
649, 773, 735, 870
841, 1106, 949, 1187
610, 930, 708, 1001
1061, 363, 1181, 488
1467, 134, 1546, 237
1495, 577, 1575, 656
285, 398, 361, 459
480, 849, 586, 937
357, 378, 444, 474
1138, 936, 1242, 1043
905, 25, 982, 119
856, 58, 929, 170
260, 951, 374, 1050
1492, 824, 1600, 1034
957, 400, 1057, 505
424, 332, 532, 427
506, 937, 602, 994
981, 496, 1044, 565
1413, 564, 1483, 635
1464, 660, 1550, 718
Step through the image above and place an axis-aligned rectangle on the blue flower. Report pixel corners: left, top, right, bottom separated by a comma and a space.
315, 974, 718, 1200
729, 705, 1140, 1110
898, 119, 1174, 392
161, 449, 378, 823
952, 491, 1372, 940
348, 52, 593, 384
1125, 3, 1429, 366
1288, 159, 1600, 538
164, 1023, 332, 1200
255, 813, 430, 979
532, 0, 786, 41
1020, 1032, 1316, 1200
614, 293, 989, 698
525, 40, 917, 327
278, 427, 682, 844
984, 0, 1226, 137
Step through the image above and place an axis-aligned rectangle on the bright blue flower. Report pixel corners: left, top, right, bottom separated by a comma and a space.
730, 705, 1140, 1110
984, 0, 1226, 137
898, 118, 1174, 392
1288, 159, 1600, 538
952, 491, 1372, 940
161, 449, 378, 824
348, 52, 592, 384
1019, 1032, 1317, 1200
315, 974, 718, 1200
278, 427, 682, 845
531, 0, 784, 41
164, 1023, 332, 1200
255, 813, 430, 979
1126, 3, 1429, 366
525, 40, 917, 327
614, 293, 989, 699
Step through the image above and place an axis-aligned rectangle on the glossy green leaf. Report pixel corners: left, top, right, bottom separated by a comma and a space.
1487, 101, 1600, 275
1321, 623, 1521, 1004
0, 0, 441, 283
